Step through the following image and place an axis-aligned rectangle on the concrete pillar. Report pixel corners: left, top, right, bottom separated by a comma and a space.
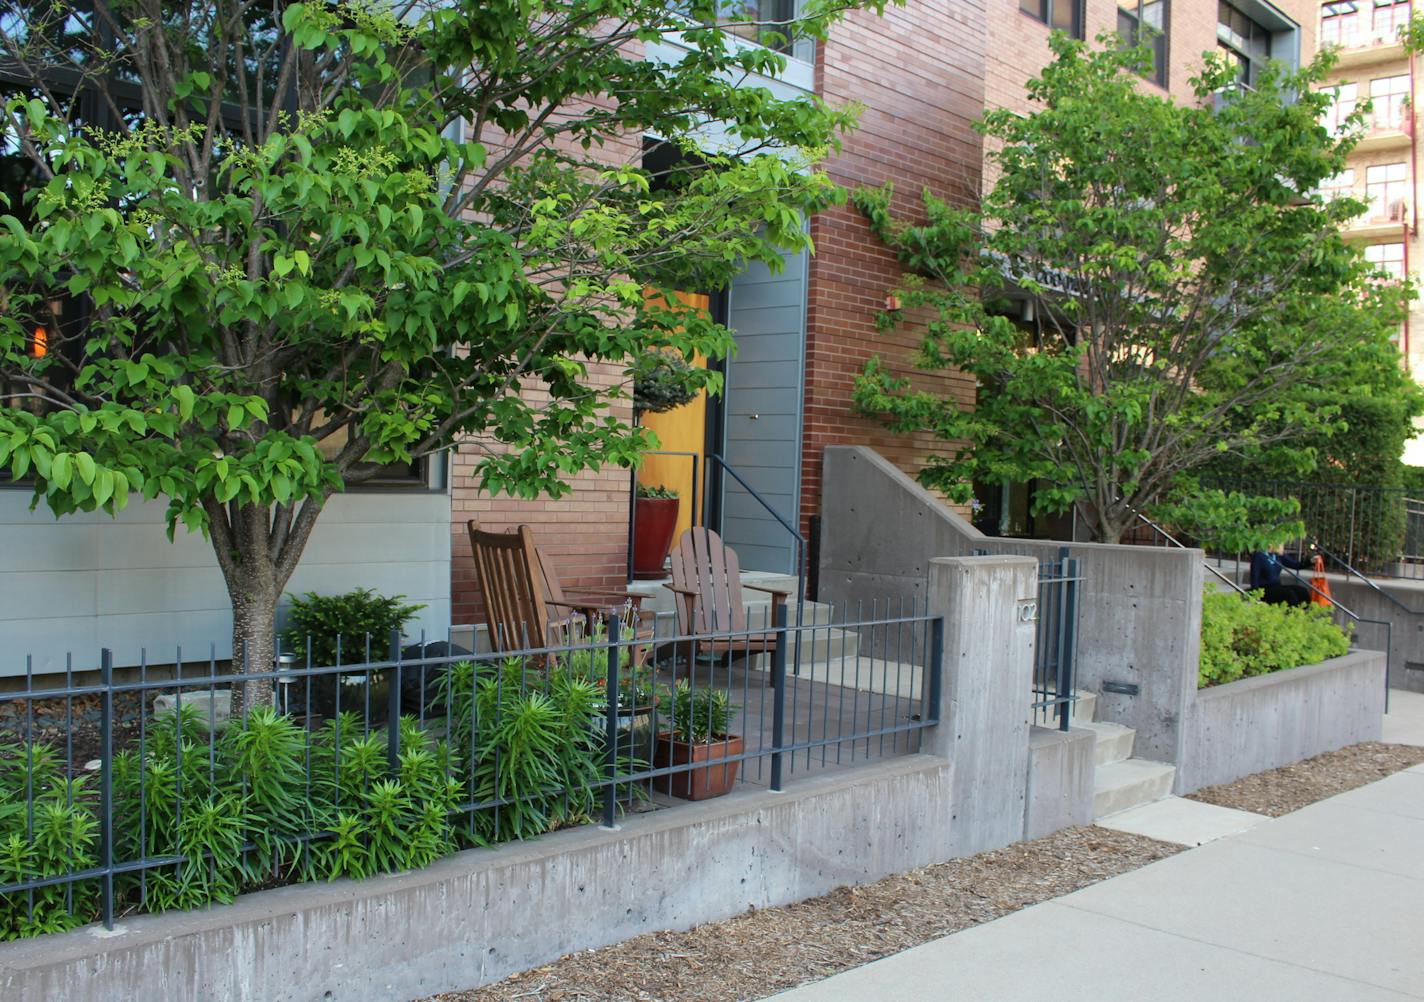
926, 555, 1038, 857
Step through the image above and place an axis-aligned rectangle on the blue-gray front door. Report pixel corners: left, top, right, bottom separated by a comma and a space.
716, 245, 808, 574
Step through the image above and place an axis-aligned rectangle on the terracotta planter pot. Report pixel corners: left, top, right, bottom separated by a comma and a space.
652, 732, 744, 800
632, 496, 680, 579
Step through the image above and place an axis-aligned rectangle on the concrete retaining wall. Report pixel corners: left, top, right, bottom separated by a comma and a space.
820, 446, 1204, 766
1024, 726, 1096, 839
1177, 649, 1387, 794
2, 555, 1088, 1002
0, 758, 951, 1002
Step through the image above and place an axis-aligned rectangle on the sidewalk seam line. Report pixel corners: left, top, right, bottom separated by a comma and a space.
1050, 901, 1424, 998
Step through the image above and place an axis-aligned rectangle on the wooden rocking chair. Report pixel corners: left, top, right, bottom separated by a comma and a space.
664, 527, 791, 669
466, 521, 653, 658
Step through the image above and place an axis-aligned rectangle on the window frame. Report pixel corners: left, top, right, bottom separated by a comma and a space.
1369, 73, 1411, 131
1218, 1, 1273, 87
1118, 1, 1170, 89
1323, 81, 1359, 135
1020, 0, 1086, 39
1365, 161, 1409, 219
1365, 241, 1406, 280
1320, 167, 1356, 202
1371, 0, 1411, 42
1321, 1, 1362, 46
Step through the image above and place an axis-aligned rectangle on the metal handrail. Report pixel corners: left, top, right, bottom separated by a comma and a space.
705, 453, 809, 670
1272, 559, 1394, 711
1130, 510, 1250, 596
1307, 537, 1424, 617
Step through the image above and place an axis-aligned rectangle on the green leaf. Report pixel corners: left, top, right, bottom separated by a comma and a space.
49, 452, 72, 491
74, 452, 96, 485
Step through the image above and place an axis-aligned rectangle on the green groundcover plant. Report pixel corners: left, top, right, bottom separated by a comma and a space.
1198, 588, 1352, 688
0, 658, 629, 940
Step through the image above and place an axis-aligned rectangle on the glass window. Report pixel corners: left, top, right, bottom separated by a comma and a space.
1118, 2, 1169, 87
1021, 0, 1085, 38
1366, 162, 1409, 218
1218, 2, 1272, 87
1321, 1, 1362, 45
1370, 73, 1411, 130
1365, 241, 1406, 278
1372, 0, 1411, 41
678, 0, 800, 54
1323, 82, 1359, 134
1321, 168, 1356, 201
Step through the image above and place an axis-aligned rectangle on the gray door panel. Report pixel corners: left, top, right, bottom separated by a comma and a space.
717, 242, 807, 575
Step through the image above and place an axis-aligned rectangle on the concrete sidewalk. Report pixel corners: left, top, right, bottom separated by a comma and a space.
769, 762, 1424, 1001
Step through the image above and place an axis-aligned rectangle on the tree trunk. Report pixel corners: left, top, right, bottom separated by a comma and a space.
206, 496, 329, 717
228, 572, 278, 716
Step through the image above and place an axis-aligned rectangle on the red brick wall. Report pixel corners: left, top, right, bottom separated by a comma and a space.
449, 68, 643, 627
799, 2, 988, 531
450, 371, 634, 627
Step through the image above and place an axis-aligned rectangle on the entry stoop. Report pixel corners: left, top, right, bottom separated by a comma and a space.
1073, 691, 1177, 821
1093, 759, 1177, 818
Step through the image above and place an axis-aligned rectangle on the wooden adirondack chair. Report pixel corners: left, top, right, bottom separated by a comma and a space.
664, 527, 790, 666
466, 521, 653, 656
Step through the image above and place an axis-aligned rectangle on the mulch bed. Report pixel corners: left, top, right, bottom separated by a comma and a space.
1186, 741, 1424, 817
421, 826, 1181, 1002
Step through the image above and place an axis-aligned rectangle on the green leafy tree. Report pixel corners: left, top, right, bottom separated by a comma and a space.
852, 35, 1415, 545
0, 0, 874, 707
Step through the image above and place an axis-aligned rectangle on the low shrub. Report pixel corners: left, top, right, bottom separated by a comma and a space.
282, 588, 425, 668
280, 588, 426, 718
0, 659, 613, 940
1198, 588, 1352, 688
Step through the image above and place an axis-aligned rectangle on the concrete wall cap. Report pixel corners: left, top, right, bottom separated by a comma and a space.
1192, 649, 1387, 703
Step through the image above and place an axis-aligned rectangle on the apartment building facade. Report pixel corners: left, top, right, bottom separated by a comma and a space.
452, 1, 991, 623
453, 0, 1335, 612
1316, 0, 1424, 462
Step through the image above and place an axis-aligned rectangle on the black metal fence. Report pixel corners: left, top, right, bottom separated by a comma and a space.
1033, 552, 1082, 731
0, 608, 941, 938
1199, 479, 1423, 580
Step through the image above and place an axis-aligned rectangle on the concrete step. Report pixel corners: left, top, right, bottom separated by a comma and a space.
1076, 720, 1136, 767
748, 652, 924, 701
626, 570, 805, 616
1074, 689, 1097, 724
1093, 759, 1176, 819
748, 626, 860, 669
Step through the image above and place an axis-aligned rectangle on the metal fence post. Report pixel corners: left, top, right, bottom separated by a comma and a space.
601, 616, 622, 828
927, 615, 944, 725
387, 628, 403, 773
1058, 556, 1079, 731
99, 648, 114, 930
1348, 489, 1358, 568
769, 603, 789, 791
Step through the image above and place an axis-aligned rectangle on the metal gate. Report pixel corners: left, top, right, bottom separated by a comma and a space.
1034, 549, 1082, 730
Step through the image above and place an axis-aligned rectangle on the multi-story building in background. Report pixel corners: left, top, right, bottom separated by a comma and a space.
976, 0, 1315, 537
1316, 0, 1424, 462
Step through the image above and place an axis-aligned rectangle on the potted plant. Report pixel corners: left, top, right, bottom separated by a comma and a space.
631, 350, 700, 579
632, 483, 681, 578
561, 625, 664, 726
653, 681, 743, 800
